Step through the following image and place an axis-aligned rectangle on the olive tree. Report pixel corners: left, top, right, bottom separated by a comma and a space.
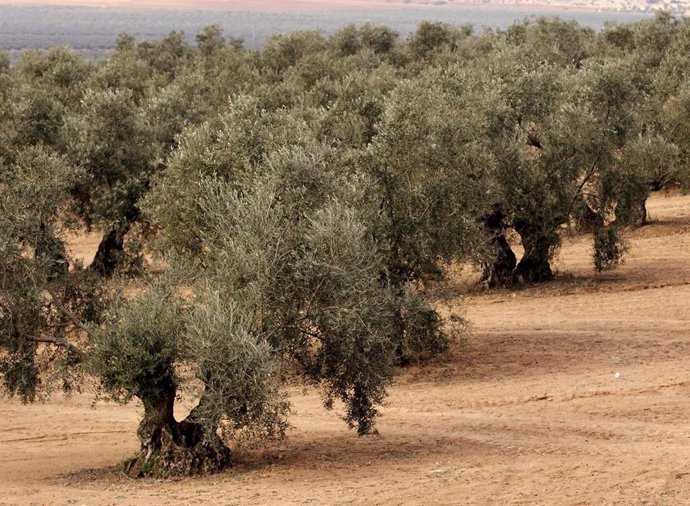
330, 23, 399, 57
364, 74, 490, 359
95, 137, 400, 476
604, 15, 690, 224
64, 87, 154, 276
503, 17, 594, 67
474, 52, 651, 284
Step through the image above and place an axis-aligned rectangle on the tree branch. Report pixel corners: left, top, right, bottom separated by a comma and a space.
45, 286, 92, 336
567, 158, 599, 217
26, 335, 86, 361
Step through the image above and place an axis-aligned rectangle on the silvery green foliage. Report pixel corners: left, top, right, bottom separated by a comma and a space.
330, 23, 399, 57
194, 156, 395, 435
142, 71, 213, 161
367, 74, 491, 285
660, 86, 690, 190
142, 95, 315, 259
184, 292, 289, 448
64, 87, 152, 233
0, 148, 69, 401
88, 285, 183, 405
311, 66, 394, 149
503, 17, 594, 67
614, 132, 680, 211
0, 147, 102, 401
356, 73, 486, 355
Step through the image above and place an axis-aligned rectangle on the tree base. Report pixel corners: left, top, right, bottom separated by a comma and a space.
514, 258, 553, 284
123, 424, 232, 478
481, 235, 517, 288
480, 206, 517, 288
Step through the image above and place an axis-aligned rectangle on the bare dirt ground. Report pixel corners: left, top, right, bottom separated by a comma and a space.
2, 191, 690, 505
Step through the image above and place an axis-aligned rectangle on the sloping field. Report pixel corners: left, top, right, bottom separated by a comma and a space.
0, 0, 411, 9
2, 192, 689, 505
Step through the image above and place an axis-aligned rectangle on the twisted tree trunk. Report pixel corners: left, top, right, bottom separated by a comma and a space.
514, 220, 555, 284
124, 382, 231, 478
90, 228, 126, 277
480, 207, 517, 288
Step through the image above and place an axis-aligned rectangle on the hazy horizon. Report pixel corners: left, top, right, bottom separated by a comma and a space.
0, 2, 654, 60
0, 0, 668, 10
3, 0, 438, 10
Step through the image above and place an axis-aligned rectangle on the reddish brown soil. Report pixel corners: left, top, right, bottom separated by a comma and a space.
2, 191, 690, 505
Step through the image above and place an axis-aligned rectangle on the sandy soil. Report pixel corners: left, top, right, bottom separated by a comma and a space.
2, 191, 690, 505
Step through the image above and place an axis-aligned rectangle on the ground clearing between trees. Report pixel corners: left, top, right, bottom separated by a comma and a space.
2, 192, 690, 505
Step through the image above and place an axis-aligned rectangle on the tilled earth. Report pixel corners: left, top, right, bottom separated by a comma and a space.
2, 192, 690, 505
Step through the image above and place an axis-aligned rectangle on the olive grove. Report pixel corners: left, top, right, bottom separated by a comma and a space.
1, 13, 689, 476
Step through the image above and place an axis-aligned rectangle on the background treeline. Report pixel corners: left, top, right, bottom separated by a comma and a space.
1, 14, 689, 477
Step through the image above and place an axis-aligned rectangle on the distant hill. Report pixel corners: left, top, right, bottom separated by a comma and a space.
0, 0, 687, 13
0, 3, 654, 61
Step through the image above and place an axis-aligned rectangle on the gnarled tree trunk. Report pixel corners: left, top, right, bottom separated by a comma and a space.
124, 382, 231, 478
392, 304, 410, 366
514, 219, 556, 284
90, 228, 126, 277
636, 179, 667, 227
480, 207, 517, 288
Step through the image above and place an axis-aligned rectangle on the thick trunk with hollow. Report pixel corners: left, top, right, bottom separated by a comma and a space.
514, 221, 554, 284
124, 386, 231, 478
90, 228, 125, 277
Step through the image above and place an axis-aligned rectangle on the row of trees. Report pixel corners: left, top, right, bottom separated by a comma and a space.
1, 14, 689, 476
